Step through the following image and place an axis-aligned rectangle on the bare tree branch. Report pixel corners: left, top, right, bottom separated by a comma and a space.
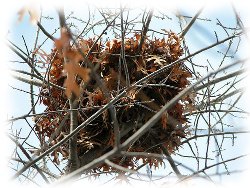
179, 153, 249, 182
179, 7, 204, 38
137, 9, 154, 53
8, 135, 50, 183
37, 22, 55, 41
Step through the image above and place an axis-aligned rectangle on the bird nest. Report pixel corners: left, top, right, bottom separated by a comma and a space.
35, 31, 194, 173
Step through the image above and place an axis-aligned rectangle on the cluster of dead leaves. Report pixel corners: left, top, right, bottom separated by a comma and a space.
35, 31, 195, 173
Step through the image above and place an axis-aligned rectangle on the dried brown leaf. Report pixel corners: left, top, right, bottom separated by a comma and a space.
64, 60, 90, 98
146, 55, 166, 66
161, 112, 168, 129
55, 28, 70, 50
18, 6, 39, 24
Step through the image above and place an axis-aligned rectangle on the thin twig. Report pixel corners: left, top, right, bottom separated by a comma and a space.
181, 131, 250, 145
178, 153, 249, 182
10, 71, 65, 91
11, 158, 59, 179
8, 135, 49, 183
194, 69, 245, 91
120, 5, 130, 87
160, 145, 182, 178
105, 159, 137, 174
137, 9, 153, 54
7, 42, 42, 77
37, 22, 55, 41
179, 7, 204, 38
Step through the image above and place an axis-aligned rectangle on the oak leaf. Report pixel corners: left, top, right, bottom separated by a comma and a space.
146, 55, 166, 66
55, 28, 70, 50
63, 50, 90, 98
64, 59, 90, 98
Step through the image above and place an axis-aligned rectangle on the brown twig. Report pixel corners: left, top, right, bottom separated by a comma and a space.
137, 9, 153, 54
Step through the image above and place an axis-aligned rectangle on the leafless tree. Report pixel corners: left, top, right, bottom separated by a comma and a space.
6, 2, 249, 187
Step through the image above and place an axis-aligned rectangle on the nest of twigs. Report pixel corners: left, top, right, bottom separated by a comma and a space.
35, 31, 194, 173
